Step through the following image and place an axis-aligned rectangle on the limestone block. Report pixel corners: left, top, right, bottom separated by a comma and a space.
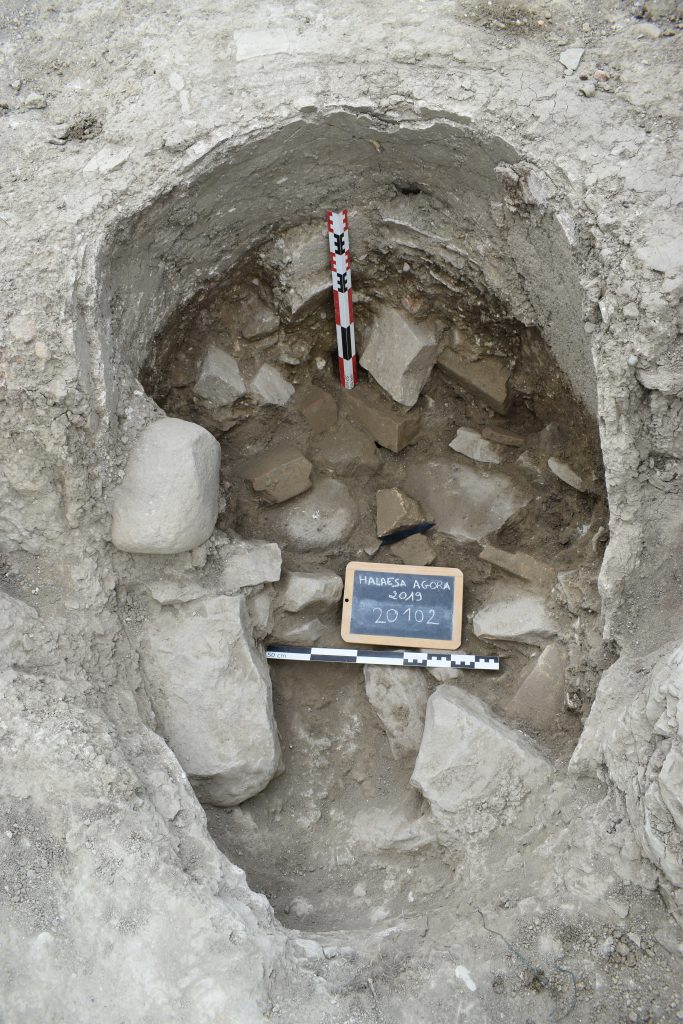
295, 384, 337, 433
376, 487, 422, 537
111, 418, 220, 555
411, 684, 550, 824
279, 571, 343, 613
214, 533, 282, 592
479, 544, 556, 589
473, 585, 558, 646
449, 427, 503, 464
364, 665, 429, 758
239, 445, 312, 503
392, 533, 435, 566
249, 364, 294, 406
509, 643, 569, 731
547, 457, 591, 493
344, 386, 421, 453
262, 479, 358, 552
141, 594, 280, 806
360, 307, 438, 407
194, 346, 246, 407
437, 350, 511, 414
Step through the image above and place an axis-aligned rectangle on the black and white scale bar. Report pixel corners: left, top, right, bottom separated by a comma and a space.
266, 645, 499, 671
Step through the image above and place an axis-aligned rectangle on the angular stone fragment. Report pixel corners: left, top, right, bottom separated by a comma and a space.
437, 349, 512, 414
360, 308, 438, 407
279, 570, 343, 613
405, 461, 529, 543
392, 533, 435, 566
473, 585, 558, 645
376, 487, 422, 537
270, 615, 323, 645
364, 665, 429, 758
111, 418, 220, 555
230, 292, 279, 340
411, 685, 550, 826
194, 346, 246, 407
239, 445, 312, 503
277, 223, 330, 318
509, 643, 568, 731
559, 47, 584, 71
449, 427, 503, 464
481, 426, 526, 447
141, 594, 280, 806
547, 457, 591, 493
313, 420, 380, 473
249, 364, 294, 406
344, 386, 421, 453
214, 533, 282, 592
295, 384, 337, 433
479, 544, 556, 588
262, 479, 358, 552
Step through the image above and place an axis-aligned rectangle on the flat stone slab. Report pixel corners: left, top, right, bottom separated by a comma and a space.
479, 544, 556, 588
405, 460, 529, 543
473, 584, 558, 645
509, 642, 568, 731
364, 665, 429, 758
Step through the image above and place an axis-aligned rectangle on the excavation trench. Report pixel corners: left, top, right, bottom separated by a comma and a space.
104, 112, 608, 937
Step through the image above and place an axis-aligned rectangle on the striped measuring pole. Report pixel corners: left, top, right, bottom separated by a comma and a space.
327, 209, 358, 389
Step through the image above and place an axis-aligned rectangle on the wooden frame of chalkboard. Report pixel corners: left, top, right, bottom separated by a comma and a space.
341, 561, 464, 650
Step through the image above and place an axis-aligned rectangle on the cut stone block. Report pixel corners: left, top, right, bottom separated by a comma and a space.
547, 457, 591, 493
405, 460, 529, 543
239, 445, 312, 503
481, 426, 526, 447
215, 534, 282, 592
295, 384, 337, 433
364, 665, 429, 758
111, 418, 220, 555
249, 363, 294, 406
280, 571, 343, 613
437, 349, 512, 414
141, 594, 280, 806
478, 545, 556, 589
344, 386, 421, 453
509, 643, 568, 731
473, 585, 558, 645
376, 487, 422, 537
449, 427, 503, 464
193, 346, 246, 407
392, 533, 435, 566
360, 307, 438, 407
263, 479, 358, 552
411, 684, 550, 826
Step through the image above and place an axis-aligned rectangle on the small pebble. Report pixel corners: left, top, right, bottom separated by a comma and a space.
580, 82, 596, 97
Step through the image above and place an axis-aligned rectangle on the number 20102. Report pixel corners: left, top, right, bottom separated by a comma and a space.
373, 606, 437, 625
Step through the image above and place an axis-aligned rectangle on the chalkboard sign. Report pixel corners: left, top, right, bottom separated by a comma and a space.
341, 561, 463, 650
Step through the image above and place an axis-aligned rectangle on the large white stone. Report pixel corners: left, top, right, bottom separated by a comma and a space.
111, 418, 220, 554
473, 584, 558, 646
412, 685, 550, 828
405, 460, 529, 543
279, 570, 343, 612
194, 346, 246, 407
364, 665, 429, 758
141, 594, 280, 806
360, 307, 438, 407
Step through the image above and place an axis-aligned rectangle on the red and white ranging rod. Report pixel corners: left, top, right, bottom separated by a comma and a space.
327, 209, 358, 389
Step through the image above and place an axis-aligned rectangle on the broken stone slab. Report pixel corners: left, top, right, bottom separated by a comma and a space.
392, 532, 435, 566
279, 570, 343, 613
376, 487, 422, 537
449, 427, 503, 464
141, 594, 280, 806
262, 479, 358, 552
214, 533, 282, 592
249, 363, 294, 406
360, 307, 438, 407
405, 460, 529, 543
294, 384, 337, 433
312, 419, 380, 473
481, 425, 526, 447
473, 584, 558, 646
111, 418, 220, 555
239, 445, 312, 503
437, 349, 512, 414
478, 544, 556, 589
547, 457, 592, 493
559, 46, 584, 72
193, 346, 246, 407
509, 643, 568, 732
411, 684, 551, 829
344, 386, 421, 453
364, 665, 429, 758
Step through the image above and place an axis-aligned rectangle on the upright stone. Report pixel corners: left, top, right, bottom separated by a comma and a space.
364, 665, 429, 758
438, 349, 512, 414
111, 418, 220, 554
194, 346, 246, 407
360, 308, 438, 407
344, 386, 421, 453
